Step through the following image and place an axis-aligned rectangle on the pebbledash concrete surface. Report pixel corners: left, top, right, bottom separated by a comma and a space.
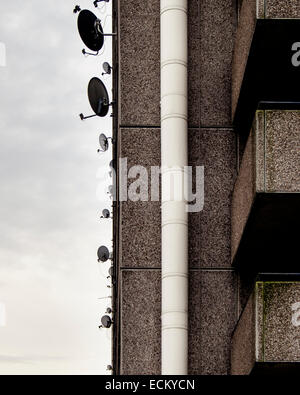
231, 282, 300, 375
112, 0, 300, 374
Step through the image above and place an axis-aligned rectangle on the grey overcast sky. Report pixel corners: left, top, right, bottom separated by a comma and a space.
0, 0, 113, 374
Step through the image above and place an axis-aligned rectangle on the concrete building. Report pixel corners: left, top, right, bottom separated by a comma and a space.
111, 0, 300, 375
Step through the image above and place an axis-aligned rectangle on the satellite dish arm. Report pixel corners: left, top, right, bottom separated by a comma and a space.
79, 113, 97, 120
100, 32, 117, 37
82, 49, 99, 57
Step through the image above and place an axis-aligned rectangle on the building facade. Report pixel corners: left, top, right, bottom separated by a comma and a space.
112, 0, 300, 375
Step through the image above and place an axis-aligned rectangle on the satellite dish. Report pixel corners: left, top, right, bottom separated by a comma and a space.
88, 77, 109, 117
100, 315, 112, 328
101, 209, 110, 219
102, 62, 112, 76
77, 9, 104, 52
97, 246, 110, 262
98, 134, 114, 153
98, 133, 109, 152
80, 78, 110, 120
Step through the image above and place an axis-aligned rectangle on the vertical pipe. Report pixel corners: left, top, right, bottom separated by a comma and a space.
161, 0, 188, 375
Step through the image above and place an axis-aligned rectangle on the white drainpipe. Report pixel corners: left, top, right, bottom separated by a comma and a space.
161, 0, 188, 375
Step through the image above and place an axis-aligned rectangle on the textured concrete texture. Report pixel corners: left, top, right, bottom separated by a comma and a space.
232, 110, 300, 269
232, 0, 257, 121
120, 270, 161, 375
118, 0, 200, 127
189, 270, 237, 375
263, 282, 300, 361
118, 0, 160, 127
189, 129, 237, 268
265, 111, 300, 192
231, 291, 256, 375
119, 128, 160, 268
265, 0, 300, 18
119, 128, 237, 269
200, 0, 237, 127
238, 269, 258, 315
231, 282, 300, 375
120, 270, 237, 375
187, 0, 200, 127
231, 128, 256, 264
120, 200, 161, 268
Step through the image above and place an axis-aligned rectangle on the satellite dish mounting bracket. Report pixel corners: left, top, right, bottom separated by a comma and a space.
95, 19, 117, 37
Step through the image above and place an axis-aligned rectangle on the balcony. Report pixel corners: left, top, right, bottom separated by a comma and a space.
231, 110, 300, 273
233, 0, 300, 137
231, 281, 300, 375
